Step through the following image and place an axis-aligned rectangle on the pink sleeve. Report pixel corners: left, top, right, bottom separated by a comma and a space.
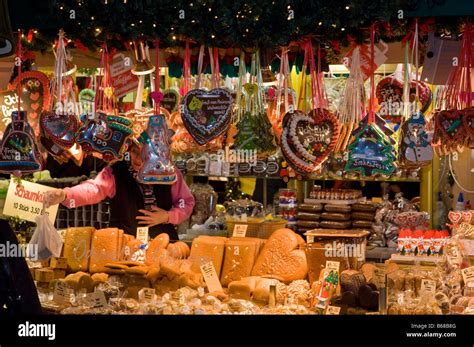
168, 170, 195, 225
62, 166, 116, 208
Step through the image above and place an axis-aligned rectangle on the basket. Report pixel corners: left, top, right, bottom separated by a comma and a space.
258, 219, 288, 239
226, 218, 263, 238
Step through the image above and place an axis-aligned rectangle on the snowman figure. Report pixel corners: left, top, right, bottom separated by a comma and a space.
403, 114, 433, 164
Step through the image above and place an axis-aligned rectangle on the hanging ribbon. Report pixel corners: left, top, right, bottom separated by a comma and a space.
16, 30, 22, 114
182, 40, 191, 95
94, 44, 115, 115
209, 47, 220, 89
297, 39, 310, 111
195, 44, 205, 89
235, 51, 246, 122
154, 39, 160, 114
368, 24, 376, 124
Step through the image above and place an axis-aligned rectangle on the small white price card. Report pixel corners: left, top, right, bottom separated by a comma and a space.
306, 235, 314, 243
421, 279, 437, 296
136, 227, 149, 244
85, 291, 108, 309
138, 288, 156, 302
200, 261, 223, 293
462, 266, 474, 284
325, 261, 340, 273
325, 305, 341, 315
3, 179, 59, 224
53, 281, 73, 305
232, 224, 248, 237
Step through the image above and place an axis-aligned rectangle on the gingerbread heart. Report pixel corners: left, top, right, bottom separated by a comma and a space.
251, 228, 307, 283
448, 211, 463, 225
40, 111, 80, 149
181, 88, 233, 145
160, 89, 180, 113
281, 109, 339, 174
11, 71, 50, 136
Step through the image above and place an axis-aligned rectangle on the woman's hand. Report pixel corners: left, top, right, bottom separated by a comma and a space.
44, 190, 67, 208
136, 206, 170, 228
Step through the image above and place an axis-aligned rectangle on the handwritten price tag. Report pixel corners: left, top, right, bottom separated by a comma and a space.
53, 281, 74, 305
325, 261, 340, 273
136, 227, 149, 244
232, 224, 248, 238
85, 291, 108, 309
306, 235, 314, 243
325, 305, 341, 315
3, 179, 59, 224
462, 266, 474, 284
138, 288, 156, 302
421, 279, 437, 296
200, 261, 223, 293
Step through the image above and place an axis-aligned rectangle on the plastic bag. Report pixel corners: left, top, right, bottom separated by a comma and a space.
27, 214, 63, 261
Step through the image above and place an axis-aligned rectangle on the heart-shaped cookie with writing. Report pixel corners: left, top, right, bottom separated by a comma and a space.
251, 228, 307, 283
40, 111, 80, 155
161, 89, 180, 113
280, 109, 339, 174
11, 71, 50, 136
181, 88, 233, 145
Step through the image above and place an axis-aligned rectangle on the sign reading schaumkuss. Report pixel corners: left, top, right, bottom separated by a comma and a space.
3, 179, 59, 224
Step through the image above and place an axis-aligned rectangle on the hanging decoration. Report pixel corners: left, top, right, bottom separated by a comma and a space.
281, 39, 339, 175
345, 24, 396, 177
40, 30, 80, 160
76, 44, 134, 163
0, 31, 42, 174
398, 20, 433, 168
180, 44, 233, 146
233, 50, 277, 158
433, 23, 474, 154
137, 115, 177, 184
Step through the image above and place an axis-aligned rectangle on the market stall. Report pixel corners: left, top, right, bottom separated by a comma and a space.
0, 0, 473, 316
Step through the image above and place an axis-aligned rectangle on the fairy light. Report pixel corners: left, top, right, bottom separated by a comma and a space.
153, 23, 156, 27
345, 5, 350, 10
139, 20, 143, 23
131, 23, 135, 27
191, 20, 195, 23
60, 6, 64, 10
91, 16, 95, 20
33, 30, 38, 34
208, 7, 211, 11
211, 34, 215, 38
214, 15, 218, 19
341, 27, 345, 31
123, 0, 127, 3
318, 22, 322, 26
172, 35, 177, 40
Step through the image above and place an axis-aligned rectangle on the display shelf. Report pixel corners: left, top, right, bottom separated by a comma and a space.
389, 254, 445, 265
183, 172, 421, 182
366, 247, 397, 262
304, 197, 366, 205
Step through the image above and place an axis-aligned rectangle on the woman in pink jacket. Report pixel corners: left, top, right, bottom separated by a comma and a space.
44, 143, 195, 240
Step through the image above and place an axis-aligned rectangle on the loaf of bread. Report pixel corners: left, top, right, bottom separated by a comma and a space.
64, 271, 94, 293
146, 233, 170, 266
321, 212, 352, 221
251, 228, 308, 283
324, 204, 352, 213
298, 203, 323, 213
351, 211, 375, 221
221, 239, 258, 286
296, 221, 320, 229
189, 236, 227, 277
228, 276, 259, 300
167, 241, 190, 259
63, 227, 95, 272
296, 212, 321, 221
319, 220, 352, 229
352, 203, 377, 212
89, 228, 124, 273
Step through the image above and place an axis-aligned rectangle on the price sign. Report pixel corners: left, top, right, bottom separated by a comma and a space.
232, 224, 248, 238
200, 261, 223, 293
325, 261, 340, 273
85, 291, 108, 309
306, 235, 314, 243
462, 266, 474, 284
325, 305, 341, 315
3, 179, 60, 224
136, 227, 149, 244
374, 267, 387, 288
421, 279, 437, 296
53, 281, 74, 305
138, 288, 156, 302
